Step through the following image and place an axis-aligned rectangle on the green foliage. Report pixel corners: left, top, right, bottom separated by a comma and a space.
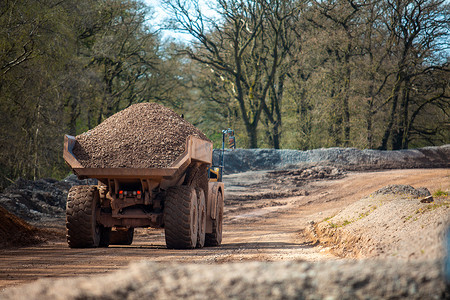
415, 201, 450, 214
433, 189, 449, 197
0, 0, 186, 190
0, 0, 76, 189
342, 220, 351, 227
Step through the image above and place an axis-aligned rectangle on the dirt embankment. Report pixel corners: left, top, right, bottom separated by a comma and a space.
307, 185, 450, 260
0, 206, 50, 249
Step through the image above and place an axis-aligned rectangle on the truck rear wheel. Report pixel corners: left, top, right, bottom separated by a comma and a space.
66, 185, 107, 248
196, 189, 206, 248
164, 186, 198, 249
110, 227, 134, 245
205, 190, 224, 247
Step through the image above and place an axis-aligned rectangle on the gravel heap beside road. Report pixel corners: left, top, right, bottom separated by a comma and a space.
1, 260, 447, 299
215, 144, 450, 174
373, 184, 431, 198
0, 175, 94, 222
73, 103, 209, 168
0, 206, 45, 248
267, 166, 346, 181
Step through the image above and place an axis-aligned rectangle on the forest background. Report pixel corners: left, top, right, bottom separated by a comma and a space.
0, 0, 449, 190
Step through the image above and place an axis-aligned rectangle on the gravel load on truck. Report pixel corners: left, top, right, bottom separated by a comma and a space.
73, 103, 209, 168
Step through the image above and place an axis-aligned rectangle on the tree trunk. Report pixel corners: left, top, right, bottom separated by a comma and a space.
247, 122, 258, 148
400, 78, 411, 149
380, 73, 403, 150
266, 75, 284, 149
366, 64, 376, 149
272, 121, 280, 149
391, 83, 410, 150
342, 51, 351, 147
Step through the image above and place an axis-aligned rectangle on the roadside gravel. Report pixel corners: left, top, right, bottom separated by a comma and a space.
215, 145, 450, 174
1, 260, 446, 300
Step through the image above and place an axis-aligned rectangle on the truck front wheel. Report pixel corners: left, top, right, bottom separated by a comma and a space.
66, 185, 107, 248
164, 186, 198, 249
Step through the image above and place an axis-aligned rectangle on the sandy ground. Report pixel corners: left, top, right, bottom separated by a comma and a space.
0, 168, 448, 293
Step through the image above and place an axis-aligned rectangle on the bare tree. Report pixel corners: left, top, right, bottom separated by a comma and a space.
377, 0, 449, 149
163, 0, 303, 148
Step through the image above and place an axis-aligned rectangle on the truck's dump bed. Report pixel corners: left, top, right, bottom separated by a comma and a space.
64, 135, 212, 180
63, 103, 213, 181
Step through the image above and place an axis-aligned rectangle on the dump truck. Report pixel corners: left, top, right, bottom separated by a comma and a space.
63, 134, 224, 249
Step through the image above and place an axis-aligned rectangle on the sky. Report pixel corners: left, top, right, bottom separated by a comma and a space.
143, 0, 217, 41
143, 0, 187, 40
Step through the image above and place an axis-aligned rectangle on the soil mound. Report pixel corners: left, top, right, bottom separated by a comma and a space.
73, 103, 209, 168
0, 176, 94, 222
0, 206, 44, 249
1, 260, 446, 299
308, 185, 450, 260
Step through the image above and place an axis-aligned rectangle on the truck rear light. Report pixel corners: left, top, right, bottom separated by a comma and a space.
118, 190, 141, 199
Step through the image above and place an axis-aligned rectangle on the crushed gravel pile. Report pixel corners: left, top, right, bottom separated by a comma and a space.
1, 260, 447, 299
73, 103, 209, 168
215, 144, 450, 174
372, 184, 431, 198
268, 166, 345, 181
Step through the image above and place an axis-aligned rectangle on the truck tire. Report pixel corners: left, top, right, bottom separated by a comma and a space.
205, 190, 224, 247
164, 185, 198, 249
66, 185, 106, 248
196, 189, 206, 248
110, 227, 134, 245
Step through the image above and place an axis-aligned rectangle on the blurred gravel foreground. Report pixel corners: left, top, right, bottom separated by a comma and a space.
2, 259, 448, 300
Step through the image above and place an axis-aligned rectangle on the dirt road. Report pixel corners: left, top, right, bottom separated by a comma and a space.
0, 168, 448, 290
